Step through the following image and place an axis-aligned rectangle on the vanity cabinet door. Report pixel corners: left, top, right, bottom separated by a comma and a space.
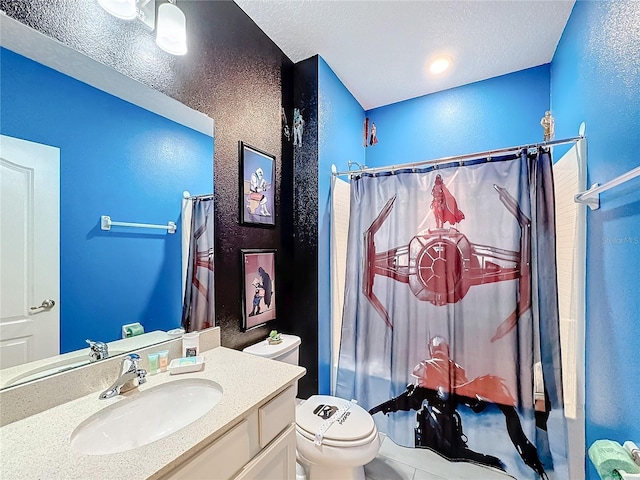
234, 424, 296, 480
164, 419, 252, 480
259, 385, 296, 448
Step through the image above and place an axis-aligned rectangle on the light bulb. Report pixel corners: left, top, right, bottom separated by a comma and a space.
156, 2, 188, 55
97, 0, 137, 20
429, 57, 452, 75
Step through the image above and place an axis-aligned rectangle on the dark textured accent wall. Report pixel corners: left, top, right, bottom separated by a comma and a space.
288, 57, 320, 398
0, 1, 322, 373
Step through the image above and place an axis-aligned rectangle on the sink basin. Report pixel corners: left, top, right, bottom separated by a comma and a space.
70, 378, 223, 455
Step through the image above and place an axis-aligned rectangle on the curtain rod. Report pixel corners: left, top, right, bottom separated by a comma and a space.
575, 165, 640, 210
333, 135, 585, 177
182, 190, 214, 200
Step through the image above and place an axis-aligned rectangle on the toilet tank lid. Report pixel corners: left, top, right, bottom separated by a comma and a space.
242, 334, 301, 358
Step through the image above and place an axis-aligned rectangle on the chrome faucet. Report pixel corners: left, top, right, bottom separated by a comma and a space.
99, 353, 147, 399
86, 339, 109, 362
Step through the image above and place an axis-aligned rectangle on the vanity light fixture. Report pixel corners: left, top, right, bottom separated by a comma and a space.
429, 56, 453, 75
97, 0, 137, 20
98, 0, 156, 29
156, 0, 188, 56
97, 0, 189, 55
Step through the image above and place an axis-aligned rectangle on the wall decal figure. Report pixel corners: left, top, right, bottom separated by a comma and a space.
540, 111, 555, 142
363, 117, 370, 147
293, 107, 305, 147
369, 122, 378, 146
281, 107, 291, 141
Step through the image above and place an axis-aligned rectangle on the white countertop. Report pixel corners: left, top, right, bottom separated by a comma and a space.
0, 347, 306, 480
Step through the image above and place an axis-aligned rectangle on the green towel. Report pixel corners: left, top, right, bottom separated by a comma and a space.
589, 440, 640, 480
125, 323, 144, 337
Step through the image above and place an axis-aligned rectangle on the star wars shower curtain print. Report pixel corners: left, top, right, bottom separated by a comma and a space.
181, 197, 215, 332
336, 148, 567, 479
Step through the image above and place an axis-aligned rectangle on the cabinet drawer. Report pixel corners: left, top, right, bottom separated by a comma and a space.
166, 419, 251, 480
258, 384, 295, 448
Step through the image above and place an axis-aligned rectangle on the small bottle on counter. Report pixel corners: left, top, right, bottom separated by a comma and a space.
158, 350, 169, 372
147, 353, 159, 375
182, 332, 200, 357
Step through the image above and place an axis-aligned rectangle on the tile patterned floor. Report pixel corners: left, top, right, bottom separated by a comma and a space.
364, 435, 514, 480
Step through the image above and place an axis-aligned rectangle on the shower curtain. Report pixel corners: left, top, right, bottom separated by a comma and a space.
181, 197, 215, 332
336, 149, 567, 479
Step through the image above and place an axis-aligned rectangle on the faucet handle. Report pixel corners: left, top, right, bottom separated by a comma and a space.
120, 353, 141, 374
86, 339, 109, 362
137, 368, 147, 385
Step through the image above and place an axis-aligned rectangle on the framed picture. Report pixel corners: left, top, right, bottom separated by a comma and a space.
241, 249, 276, 330
239, 142, 275, 227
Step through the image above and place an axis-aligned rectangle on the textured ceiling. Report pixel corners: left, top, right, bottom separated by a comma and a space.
234, 0, 575, 110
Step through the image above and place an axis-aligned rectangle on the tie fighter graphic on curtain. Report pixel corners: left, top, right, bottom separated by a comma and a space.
182, 197, 214, 332
363, 179, 531, 342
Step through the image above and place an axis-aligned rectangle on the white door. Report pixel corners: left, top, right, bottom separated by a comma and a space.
0, 135, 60, 369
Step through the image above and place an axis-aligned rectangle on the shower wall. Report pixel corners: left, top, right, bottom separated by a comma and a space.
551, 1, 640, 478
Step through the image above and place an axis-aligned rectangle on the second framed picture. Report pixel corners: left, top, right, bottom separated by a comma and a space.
241, 249, 276, 330
239, 142, 275, 227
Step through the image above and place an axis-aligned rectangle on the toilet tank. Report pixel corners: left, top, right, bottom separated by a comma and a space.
242, 334, 301, 365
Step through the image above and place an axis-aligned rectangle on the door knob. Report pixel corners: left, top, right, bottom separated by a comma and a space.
30, 299, 56, 310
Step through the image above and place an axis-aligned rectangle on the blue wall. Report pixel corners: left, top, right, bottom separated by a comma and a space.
318, 56, 365, 394
551, 1, 640, 477
365, 66, 551, 166
1, 48, 213, 353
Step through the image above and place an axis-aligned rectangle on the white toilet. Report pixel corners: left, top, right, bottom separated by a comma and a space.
243, 334, 380, 480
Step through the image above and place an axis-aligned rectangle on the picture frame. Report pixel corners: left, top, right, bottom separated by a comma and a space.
239, 142, 275, 227
241, 249, 276, 330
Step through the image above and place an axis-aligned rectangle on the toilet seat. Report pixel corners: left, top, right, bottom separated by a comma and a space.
296, 395, 377, 447
296, 423, 379, 448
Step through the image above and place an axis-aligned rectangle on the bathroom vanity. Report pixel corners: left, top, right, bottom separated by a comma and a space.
161, 383, 297, 479
0, 346, 305, 479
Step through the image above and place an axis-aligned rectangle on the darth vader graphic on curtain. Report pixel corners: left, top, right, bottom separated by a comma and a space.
336, 149, 567, 479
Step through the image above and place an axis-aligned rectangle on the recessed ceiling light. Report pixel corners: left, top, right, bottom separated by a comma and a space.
429, 57, 453, 75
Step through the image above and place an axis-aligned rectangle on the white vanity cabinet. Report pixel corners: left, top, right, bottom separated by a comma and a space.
162, 384, 297, 480
0, 346, 306, 480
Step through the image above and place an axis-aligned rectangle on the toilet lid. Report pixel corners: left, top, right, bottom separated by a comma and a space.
296, 395, 375, 442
